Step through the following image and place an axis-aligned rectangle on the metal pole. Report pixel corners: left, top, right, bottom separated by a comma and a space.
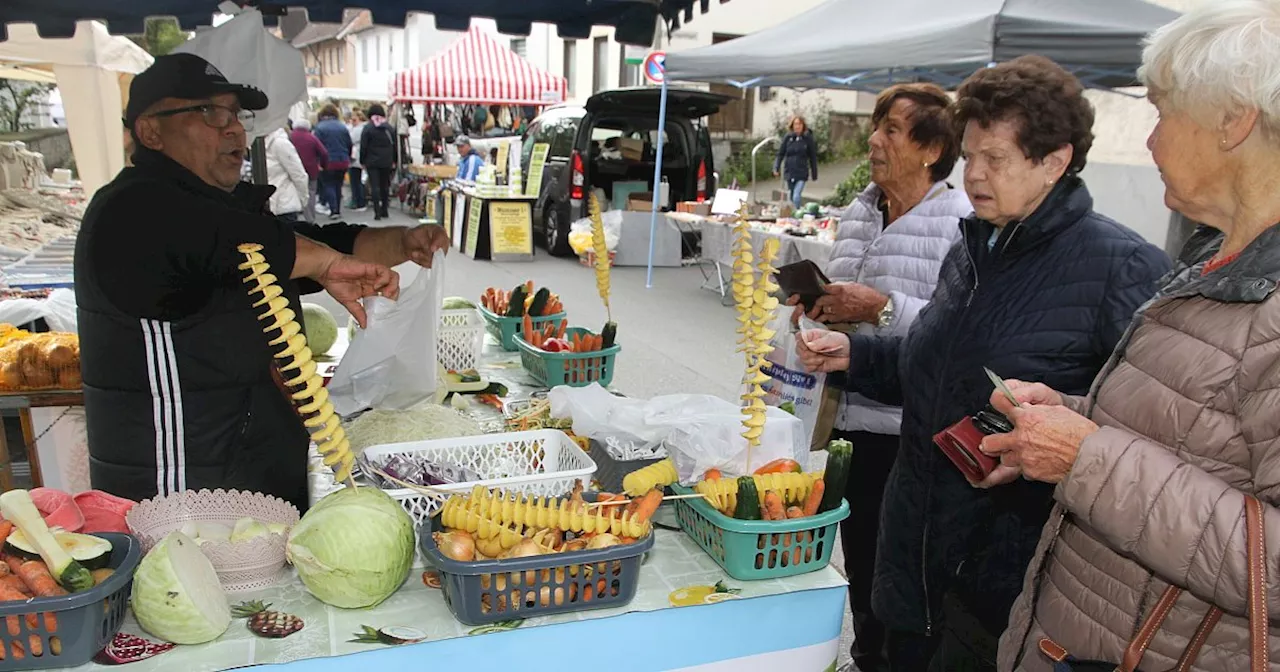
750, 137, 779, 204
645, 77, 669, 289
250, 137, 267, 186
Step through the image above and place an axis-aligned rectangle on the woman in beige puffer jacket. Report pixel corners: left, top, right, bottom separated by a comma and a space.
976, 2, 1280, 670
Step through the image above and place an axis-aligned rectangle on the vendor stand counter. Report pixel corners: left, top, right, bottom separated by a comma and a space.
438, 185, 537, 263
0, 388, 82, 490
67, 525, 847, 672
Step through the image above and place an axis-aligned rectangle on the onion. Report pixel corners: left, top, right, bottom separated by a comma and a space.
433, 530, 476, 562
500, 538, 543, 560
561, 538, 589, 553
586, 533, 621, 550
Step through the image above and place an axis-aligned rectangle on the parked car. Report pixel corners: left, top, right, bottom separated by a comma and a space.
520, 88, 730, 256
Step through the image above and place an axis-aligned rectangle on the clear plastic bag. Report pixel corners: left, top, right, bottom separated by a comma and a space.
329, 253, 444, 415
548, 384, 807, 482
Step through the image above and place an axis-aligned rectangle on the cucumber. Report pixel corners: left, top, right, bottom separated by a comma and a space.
601, 321, 617, 348
506, 285, 528, 317
733, 476, 762, 520
528, 288, 551, 316
821, 438, 852, 513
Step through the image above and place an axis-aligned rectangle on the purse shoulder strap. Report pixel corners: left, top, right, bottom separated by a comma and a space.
1173, 494, 1268, 672
1120, 584, 1183, 672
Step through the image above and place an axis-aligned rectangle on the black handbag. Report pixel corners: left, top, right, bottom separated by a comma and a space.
1038, 495, 1269, 672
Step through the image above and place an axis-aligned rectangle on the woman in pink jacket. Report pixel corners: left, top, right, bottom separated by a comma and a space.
980, 1, 1280, 669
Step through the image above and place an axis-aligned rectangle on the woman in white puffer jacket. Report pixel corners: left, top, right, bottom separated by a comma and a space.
264, 126, 310, 223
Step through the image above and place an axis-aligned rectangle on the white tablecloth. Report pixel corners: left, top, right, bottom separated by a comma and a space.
697, 219, 834, 273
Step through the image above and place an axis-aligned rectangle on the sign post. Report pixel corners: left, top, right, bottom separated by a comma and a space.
644, 51, 668, 288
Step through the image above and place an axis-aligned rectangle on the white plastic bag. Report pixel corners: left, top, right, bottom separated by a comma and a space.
754, 306, 827, 447
548, 384, 807, 482
329, 253, 444, 415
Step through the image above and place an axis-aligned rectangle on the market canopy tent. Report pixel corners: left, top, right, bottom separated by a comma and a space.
0, 0, 722, 46
0, 21, 153, 195
390, 27, 566, 105
663, 0, 1180, 91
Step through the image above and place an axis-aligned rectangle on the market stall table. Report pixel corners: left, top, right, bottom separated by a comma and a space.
437, 185, 537, 262
66, 525, 846, 672
0, 388, 82, 490
694, 218, 834, 302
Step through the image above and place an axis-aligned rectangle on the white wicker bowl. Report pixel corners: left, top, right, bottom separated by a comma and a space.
126, 489, 300, 593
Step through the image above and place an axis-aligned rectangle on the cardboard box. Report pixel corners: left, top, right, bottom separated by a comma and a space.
677, 201, 712, 216
580, 249, 617, 269
618, 137, 644, 161
627, 191, 654, 212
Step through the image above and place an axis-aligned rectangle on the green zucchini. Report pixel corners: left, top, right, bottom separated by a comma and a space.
820, 438, 852, 513
601, 321, 618, 348
0, 489, 95, 592
5, 529, 113, 570
505, 285, 528, 317
733, 476, 762, 520
528, 288, 551, 316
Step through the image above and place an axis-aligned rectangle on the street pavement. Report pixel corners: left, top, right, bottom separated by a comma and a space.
309, 202, 858, 669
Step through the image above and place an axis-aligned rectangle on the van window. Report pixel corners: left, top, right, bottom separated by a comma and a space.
520, 122, 539, 172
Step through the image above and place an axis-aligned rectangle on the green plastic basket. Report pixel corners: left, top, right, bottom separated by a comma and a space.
478, 304, 567, 351
670, 483, 849, 581
514, 327, 620, 388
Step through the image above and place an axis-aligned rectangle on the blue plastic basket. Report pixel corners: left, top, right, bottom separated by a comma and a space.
478, 305, 567, 352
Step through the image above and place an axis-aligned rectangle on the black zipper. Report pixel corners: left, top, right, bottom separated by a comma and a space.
919, 221, 988, 636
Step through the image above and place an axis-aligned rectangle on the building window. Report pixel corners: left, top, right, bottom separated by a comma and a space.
563, 40, 577, 96
338, 48, 345, 73
510, 38, 527, 58
618, 45, 640, 87
592, 36, 608, 93
362, 39, 370, 72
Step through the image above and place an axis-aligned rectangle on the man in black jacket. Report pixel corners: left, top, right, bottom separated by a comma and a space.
75, 54, 448, 512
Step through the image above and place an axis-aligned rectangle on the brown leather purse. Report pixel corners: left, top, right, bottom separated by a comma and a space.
1038, 494, 1269, 672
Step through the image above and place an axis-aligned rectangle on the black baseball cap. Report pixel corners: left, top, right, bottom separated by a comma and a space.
123, 53, 269, 129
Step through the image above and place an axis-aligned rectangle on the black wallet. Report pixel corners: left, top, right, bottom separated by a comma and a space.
775, 260, 831, 313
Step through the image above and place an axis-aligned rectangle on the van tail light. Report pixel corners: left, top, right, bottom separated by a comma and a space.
570, 150, 585, 201
696, 159, 708, 202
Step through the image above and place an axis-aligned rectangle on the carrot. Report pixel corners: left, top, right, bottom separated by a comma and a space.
0, 575, 28, 596
628, 489, 664, 523
802, 480, 825, 517
525, 280, 534, 296
16, 561, 65, 599
760, 490, 786, 521
703, 468, 722, 481
534, 332, 545, 350
523, 313, 533, 341
0, 521, 12, 545
557, 319, 567, 339
786, 505, 805, 519
570, 333, 581, 352
4, 557, 21, 575
0, 582, 37, 637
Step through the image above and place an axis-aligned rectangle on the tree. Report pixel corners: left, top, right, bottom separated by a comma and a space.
0, 80, 55, 133
128, 17, 189, 56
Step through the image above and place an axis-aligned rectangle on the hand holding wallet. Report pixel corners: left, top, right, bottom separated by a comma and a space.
775, 260, 830, 314
933, 406, 1012, 482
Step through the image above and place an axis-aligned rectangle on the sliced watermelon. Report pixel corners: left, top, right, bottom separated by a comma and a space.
30, 487, 84, 532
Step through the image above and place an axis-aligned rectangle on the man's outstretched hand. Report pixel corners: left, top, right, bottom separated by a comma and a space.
317, 254, 400, 328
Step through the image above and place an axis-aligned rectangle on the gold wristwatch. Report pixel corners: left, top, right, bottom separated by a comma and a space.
876, 296, 895, 328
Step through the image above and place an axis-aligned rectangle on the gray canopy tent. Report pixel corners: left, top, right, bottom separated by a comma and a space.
662, 0, 1180, 91
627, 0, 1180, 285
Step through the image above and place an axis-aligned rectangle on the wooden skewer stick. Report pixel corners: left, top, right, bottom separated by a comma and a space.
368, 467, 454, 501
586, 493, 709, 508
346, 474, 358, 490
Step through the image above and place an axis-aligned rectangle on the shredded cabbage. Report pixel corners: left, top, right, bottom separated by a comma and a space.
345, 401, 485, 454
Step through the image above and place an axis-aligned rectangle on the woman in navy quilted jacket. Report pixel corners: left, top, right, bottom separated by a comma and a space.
774, 116, 819, 209
313, 103, 352, 219
796, 56, 1173, 672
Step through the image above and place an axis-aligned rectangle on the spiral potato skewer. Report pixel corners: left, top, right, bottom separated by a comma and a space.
236, 243, 355, 485
621, 458, 678, 497
588, 193, 611, 321
741, 237, 781, 448
441, 486, 652, 539
695, 472, 822, 515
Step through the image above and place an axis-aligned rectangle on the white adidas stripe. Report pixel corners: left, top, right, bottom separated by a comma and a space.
141, 319, 184, 495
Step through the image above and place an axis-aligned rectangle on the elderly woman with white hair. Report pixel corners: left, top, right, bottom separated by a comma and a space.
980, 1, 1280, 670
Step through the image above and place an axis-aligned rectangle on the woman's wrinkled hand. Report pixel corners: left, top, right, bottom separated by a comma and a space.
988, 379, 1063, 415
795, 329, 850, 373
979, 404, 1099, 484
808, 282, 889, 324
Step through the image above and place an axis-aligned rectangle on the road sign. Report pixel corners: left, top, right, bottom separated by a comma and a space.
643, 51, 666, 84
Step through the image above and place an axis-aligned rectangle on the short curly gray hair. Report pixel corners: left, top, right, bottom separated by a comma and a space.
1139, 0, 1280, 140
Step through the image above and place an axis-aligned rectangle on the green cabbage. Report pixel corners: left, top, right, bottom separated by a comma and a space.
286, 487, 415, 608
131, 532, 231, 644
301, 303, 339, 356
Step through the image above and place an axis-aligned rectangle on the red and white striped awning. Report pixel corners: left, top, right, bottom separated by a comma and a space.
390, 27, 568, 106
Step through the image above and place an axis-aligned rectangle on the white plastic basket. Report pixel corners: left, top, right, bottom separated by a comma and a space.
438, 307, 485, 371
360, 429, 597, 527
